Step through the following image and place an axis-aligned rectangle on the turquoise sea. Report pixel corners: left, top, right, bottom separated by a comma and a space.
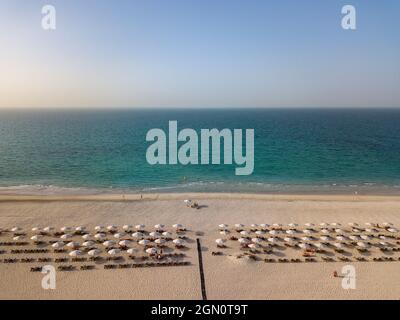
1, 108, 400, 194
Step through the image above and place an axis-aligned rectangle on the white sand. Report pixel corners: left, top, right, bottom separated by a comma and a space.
0, 193, 399, 300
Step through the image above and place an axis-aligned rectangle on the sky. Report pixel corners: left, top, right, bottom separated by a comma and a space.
0, 0, 399, 109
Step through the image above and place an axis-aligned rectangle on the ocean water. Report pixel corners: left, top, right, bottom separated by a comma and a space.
1, 108, 400, 194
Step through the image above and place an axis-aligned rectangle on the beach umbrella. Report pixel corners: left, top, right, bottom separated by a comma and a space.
82, 234, 92, 240
52, 241, 64, 248
67, 241, 80, 248
215, 239, 226, 245
315, 243, 326, 249
321, 229, 329, 234
379, 236, 387, 240
238, 238, 250, 244
248, 243, 259, 249
234, 224, 245, 228
220, 230, 229, 235
336, 236, 346, 241
320, 236, 330, 241
82, 241, 95, 247
349, 235, 359, 241
69, 250, 82, 257
357, 242, 369, 248
107, 225, 117, 231
218, 224, 229, 229
301, 236, 312, 241
103, 240, 116, 247
284, 237, 294, 242
88, 249, 101, 257
30, 235, 43, 241
286, 230, 295, 235
360, 235, 371, 240
260, 224, 269, 228
335, 229, 344, 234
154, 238, 166, 245
172, 239, 184, 246
388, 228, 398, 233
173, 224, 184, 230
320, 223, 327, 227
43, 226, 54, 232
13, 235, 24, 241
333, 243, 343, 248
250, 224, 258, 228
119, 240, 132, 247
268, 237, 278, 243
305, 223, 314, 227
61, 226, 72, 232
94, 226, 105, 232
240, 230, 249, 236
255, 230, 265, 235
365, 228, 373, 233
379, 241, 388, 246
288, 223, 298, 227
122, 225, 132, 231
303, 229, 312, 234
365, 222, 373, 226
139, 239, 150, 246
132, 232, 144, 239
162, 231, 172, 237
94, 233, 106, 239
269, 230, 278, 235
348, 222, 358, 227
11, 227, 22, 232
272, 223, 282, 227
146, 248, 158, 255
113, 232, 126, 239
251, 238, 263, 244
331, 223, 341, 227
108, 249, 121, 255
149, 232, 161, 238
135, 224, 146, 230
154, 224, 165, 230
60, 234, 73, 239
352, 228, 361, 233
126, 248, 136, 255
75, 226, 86, 232
31, 227, 41, 232
299, 243, 310, 249
383, 222, 393, 227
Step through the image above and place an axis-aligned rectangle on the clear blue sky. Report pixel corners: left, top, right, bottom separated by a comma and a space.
0, 0, 399, 108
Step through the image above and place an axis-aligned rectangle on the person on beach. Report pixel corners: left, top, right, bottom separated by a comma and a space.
333, 271, 338, 277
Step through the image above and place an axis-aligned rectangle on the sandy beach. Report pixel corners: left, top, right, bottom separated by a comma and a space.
0, 193, 399, 300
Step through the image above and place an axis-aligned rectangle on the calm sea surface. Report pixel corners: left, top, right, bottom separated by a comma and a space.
1, 108, 400, 194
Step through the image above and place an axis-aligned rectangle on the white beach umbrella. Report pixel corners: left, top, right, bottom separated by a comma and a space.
75, 226, 86, 232
288, 223, 298, 227
379, 236, 387, 240
67, 241, 80, 248
172, 239, 184, 246
321, 229, 329, 234
108, 248, 121, 255
365, 228, 372, 233
269, 230, 278, 235
43, 226, 54, 232
69, 250, 82, 257
107, 225, 117, 231
154, 224, 165, 230
82, 241, 95, 247
135, 224, 146, 230
30, 235, 43, 241
260, 224, 269, 228
255, 230, 265, 235
272, 223, 282, 227
383, 222, 393, 227
132, 232, 144, 239
268, 237, 278, 243
82, 234, 92, 240
61, 226, 72, 232
286, 230, 295, 235
298, 243, 310, 249
31, 227, 41, 232
146, 248, 158, 255
248, 243, 259, 249
303, 229, 312, 234
336, 236, 346, 241
149, 231, 161, 238
251, 238, 263, 244
218, 224, 229, 229
113, 232, 126, 239
240, 230, 249, 236
215, 239, 226, 245
220, 230, 229, 235
330, 223, 341, 227
349, 235, 359, 241
139, 239, 150, 246
388, 228, 398, 233
234, 224, 245, 228
88, 249, 101, 257
94, 226, 105, 232
352, 228, 361, 233
301, 236, 312, 241
348, 222, 358, 227
103, 240, 116, 247
11, 227, 22, 232
173, 223, 184, 229
126, 248, 136, 255
357, 242, 369, 248
13, 235, 24, 240
94, 233, 106, 239
60, 234, 73, 239
119, 240, 132, 247
335, 229, 344, 234
52, 241, 64, 248
284, 237, 294, 242
305, 223, 314, 227
315, 243, 326, 249
333, 242, 343, 248
360, 235, 371, 240
122, 225, 132, 231
250, 224, 258, 228
365, 222, 373, 227
238, 238, 250, 244
154, 238, 166, 245
162, 231, 172, 237
379, 241, 388, 246
320, 223, 327, 227
320, 236, 330, 241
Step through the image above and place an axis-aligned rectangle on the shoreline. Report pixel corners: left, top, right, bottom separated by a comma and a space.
2, 192, 400, 202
